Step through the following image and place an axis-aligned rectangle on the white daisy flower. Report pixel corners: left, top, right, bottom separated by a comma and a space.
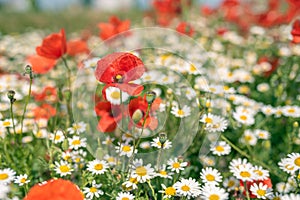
260, 105, 275, 116
83, 180, 104, 199
223, 177, 239, 191
87, 159, 109, 175
54, 160, 73, 176
159, 184, 176, 199
200, 113, 228, 133
183, 87, 197, 100
250, 182, 273, 199
115, 143, 137, 157
174, 177, 201, 199
286, 152, 300, 170
0, 184, 10, 199
229, 158, 251, 173
281, 194, 300, 200
105, 86, 130, 105
240, 130, 257, 146
68, 136, 87, 150
167, 158, 188, 173
210, 141, 231, 156
200, 184, 229, 200
104, 154, 117, 166
14, 174, 30, 186
122, 177, 138, 190
150, 137, 172, 149
253, 165, 269, 180
116, 192, 135, 200
131, 159, 155, 183
33, 128, 48, 138
278, 157, 297, 175
67, 121, 87, 134
82, 57, 100, 68
139, 141, 151, 149
233, 111, 255, 126
200, 167, 222, 185
232, 164, 255, 182
61, 151, 72, 162
254, 129, 270, 140
155, 164, 173, 179
49, 130, 65, 144
282, 105, 300, 118
171, 105, 191, 118
102, 136, 115, 146
0, 119, 17, 128
0, 168, 16, 185
276, 182, 293, 194
199, 155, 215, 167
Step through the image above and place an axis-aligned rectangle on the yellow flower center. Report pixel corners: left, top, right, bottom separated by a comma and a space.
258, 133, 265, 138
227, 180, 235, 187
3, 121, 11, 126
0, 173, 9, 180
254, 169, 263, 176
73, 124, 81, 130
129, 177, 138, 184
121, 198, 129, 200
245, 135, 252, 142
181, 185, 190, 192
136, 166, 147, 176
89, 187, 97, 193
159, 170, 167, 176
177, 110, 184, 116
157, 141, 162, 147
94, 164, 103, 171
59, 165, 70, 173
20, 178, 27, 183
240, 171, 251, 178
240, 115, 247, 121
257, 189, 266, 196
165, 187, 176, 195
285, 164, 294, 170
54, 135, 61, 140
172, 162, 180, 169
107, 157, 115, 163
206, 174, 215, 181
287, 108, 295, 113
215, 145, 224, 152
294, 157, 300, 167
205, 117, 213, 124
190, 64, 196, 72
110, 91, 120, 99
72, 140, 81, 145
209, 194, 220, 200
122, 145, 131, 152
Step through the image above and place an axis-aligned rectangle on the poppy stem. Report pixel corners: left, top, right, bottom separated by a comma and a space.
243, 181, 250, 200
20, 75, 33, 135
9, 101, 17, 136
62, 57, 74, 126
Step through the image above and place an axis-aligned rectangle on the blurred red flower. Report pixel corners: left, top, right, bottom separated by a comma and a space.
33, 103, 56, 120
27, 55, 56, 74
176, 22, 195, 36
291, 19, 300, 44
25, 179, 83, 200
153, 0, 182, 26
240, 178, 272, 198
36, 29, 67, 60
98, 16, 130, 40
33, 86, 57, 102
95, 101, 123, 132
66, 39, 90, 56
128, 96, 161, 130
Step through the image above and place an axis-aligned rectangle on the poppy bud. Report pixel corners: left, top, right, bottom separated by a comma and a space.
159, 132, 167, 145
24, 65, 34, 79
132, 109, 144, 124
7, 90, 16, 103
146, 91, 156, 104
62, 139, 69, 151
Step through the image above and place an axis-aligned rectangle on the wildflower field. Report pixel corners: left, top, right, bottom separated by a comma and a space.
0, 0, 300, 199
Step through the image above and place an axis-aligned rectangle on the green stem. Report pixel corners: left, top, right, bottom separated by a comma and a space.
156, 147, 163, 171
20, 77, 32, 134
62, 57, 74, 126
10, 102, 17, 135
147, 180, 157, 200
244, 181, 250, 200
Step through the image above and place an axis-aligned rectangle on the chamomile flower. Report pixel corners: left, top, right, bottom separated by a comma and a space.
61, 151, 72, 162
82, 57, 100, 68
254, 129, 270, 140
14, 174, 30, 186
0, 119, 16, 128
87, 159, 109, 175
229, 158, 251, 173
49, 130, 65, 144
276, 182, 293, 193
167, 157, 188, 173
250, 182, 273, 199
33, 128, 48, 138
116, 192, 135, 200
54, 161, 73, 176
200, 113, 228, 132
233, 111, 255, 126
174, 178, 201, 199
281, 194, 300, 200
278, 157, 296, 174
115, 143, 137, 157
105, 86, 130, 105
282, 105, 300, 118
150, 137, 172, 149
0, 184, 10, 199
68, 136, 87, 150
260, 105, 275, 116
0, 168, 16, 185
200, 167, 222, 185
286, 152, 300, 170
159, 184, 176, 199
199, 155, 215, 167
253, 165, 269, 180
104, 154, 117, 166
240, 130, 257, 146
156, 165, 173, 179
102, 136, 115, 146
232, 164, 255, 182
223, 177, 239, 191
171, 105, 191, 118
210, 141, 231, 156
130, 159, 155, 183
67, 121, 86, 134
123, 177, 139, 190
83, 180, 104, 199
200, 184, 229, 200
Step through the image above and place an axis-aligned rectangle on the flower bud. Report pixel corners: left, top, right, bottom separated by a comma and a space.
159, 132, 167, 145
146, 91, 156, 104
7, 90, 16, 103
62, 139, 69, 151
25, 65, 32, 74
293, 122, 299, 128
64, 89, 72, 101
132, 109, 144, 124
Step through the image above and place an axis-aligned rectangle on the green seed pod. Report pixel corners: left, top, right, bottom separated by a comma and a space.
132, 109, 144, 124
146, 91, 156, 104
159, 132, 167, 145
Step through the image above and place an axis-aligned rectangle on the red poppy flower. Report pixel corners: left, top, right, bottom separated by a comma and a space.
152, 0, 182, 26
128, 96, 161, 130
66, 39, 90, 56
240, 178, 272, 198
176, 22, 195, 37
95, 101, 123, 133
36, 29, 67, 60
200, 5, 216, 16
291, 19, 300, 44
33, 103, 56, 120
287, 0, 300, 7
27, 55, 56, 74
33, 86, 57, 102
98, 16, 130, 40
25, 179, 83, 200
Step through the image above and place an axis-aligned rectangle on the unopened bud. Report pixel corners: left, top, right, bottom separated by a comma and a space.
62, 139, 69, 151
132, 109, 144, 123
25, 65, 32, 74
146, 91, 156, 104
64, 90, 72, 101
293, 122, 299, 128
7, 90, 16, 103
159, 132, 167, 145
